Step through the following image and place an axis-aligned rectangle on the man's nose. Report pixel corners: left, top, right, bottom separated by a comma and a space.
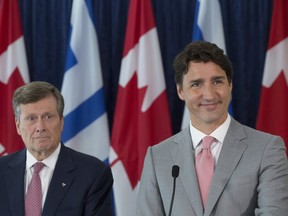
36, 119, 46, 132
202, 84, 214, 99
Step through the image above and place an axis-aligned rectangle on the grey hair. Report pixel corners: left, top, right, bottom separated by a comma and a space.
13, 81, 64, 119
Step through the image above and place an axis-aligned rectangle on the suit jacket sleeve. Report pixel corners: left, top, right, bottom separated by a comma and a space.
255, 135, 288, 215
136, 147, 166, 216
85, 164, 114, 216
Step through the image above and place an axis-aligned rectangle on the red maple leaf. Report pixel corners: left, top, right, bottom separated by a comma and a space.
112, 72, 172, 188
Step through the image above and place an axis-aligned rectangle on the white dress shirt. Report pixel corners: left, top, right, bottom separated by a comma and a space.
190, 114, 231, 165
25, 143, 61, 208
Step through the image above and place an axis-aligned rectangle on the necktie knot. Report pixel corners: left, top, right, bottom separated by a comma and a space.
33, 162, 45, 174
202, 136, 215, 149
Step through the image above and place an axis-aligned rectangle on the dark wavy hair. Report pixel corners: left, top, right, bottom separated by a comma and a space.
173, 41, 233, 89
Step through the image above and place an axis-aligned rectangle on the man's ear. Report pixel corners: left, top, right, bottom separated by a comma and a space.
61, 117, 64, 132
229, 82, 233, 92
177, 85, 184, 101
15, 118, 21, 135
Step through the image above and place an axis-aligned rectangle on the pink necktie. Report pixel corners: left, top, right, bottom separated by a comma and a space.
196, 136, 215, 207
25, 162, 45, 216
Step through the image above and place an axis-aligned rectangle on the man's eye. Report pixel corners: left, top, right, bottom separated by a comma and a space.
25, 116, 36, 121
44, 115, 51, 120
191, 82, 200, 87
214, 80, 223, 84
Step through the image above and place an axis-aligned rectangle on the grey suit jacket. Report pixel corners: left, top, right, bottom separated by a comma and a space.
136, 118, 288, 216
0, 144, 114, 216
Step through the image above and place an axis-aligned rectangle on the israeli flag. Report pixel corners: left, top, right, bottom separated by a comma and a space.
61, 0, 110, 162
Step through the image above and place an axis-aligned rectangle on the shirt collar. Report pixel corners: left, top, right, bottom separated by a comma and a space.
190, 114, 231, 149
26, 143, 61, 170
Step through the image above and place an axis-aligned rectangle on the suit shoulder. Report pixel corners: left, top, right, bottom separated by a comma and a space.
64, 146, 109, 170
242, 124, 283, 143
0, 152, 17, 163
150, 130, 185, 151
230, 118, 283, 143
0, 149, 24, 163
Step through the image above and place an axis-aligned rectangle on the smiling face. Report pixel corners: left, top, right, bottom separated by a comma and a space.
177, 61, 232, 134
15, 95, 64, 160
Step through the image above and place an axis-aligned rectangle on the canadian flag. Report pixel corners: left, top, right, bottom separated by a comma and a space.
256, 0, 288, 153
109, 0, 172, 215
0, 0, 29, 155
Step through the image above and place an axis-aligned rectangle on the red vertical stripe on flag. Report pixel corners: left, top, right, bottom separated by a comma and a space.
111, 0, 172, 188
0, 0, 22, 54
256, 0, 288, 153
267, 0, 288, 49
122, 0, 155, 57
0, 0, 29, 155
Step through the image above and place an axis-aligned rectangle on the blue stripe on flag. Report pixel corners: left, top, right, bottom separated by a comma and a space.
62, 0, 110, 164
62, 88, 106, 143
64, 25, 78, 71
192, 0, 203, 41
85, 0, 96, 28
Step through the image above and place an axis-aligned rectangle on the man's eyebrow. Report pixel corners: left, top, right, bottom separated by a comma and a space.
188, 78, 204, 83
211, 75, 226, 80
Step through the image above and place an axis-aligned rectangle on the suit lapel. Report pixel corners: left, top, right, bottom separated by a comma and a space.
170, 128, 204, 216
204, 119, 248, 216
6, 150, 26, 216
42, 145, 75, 216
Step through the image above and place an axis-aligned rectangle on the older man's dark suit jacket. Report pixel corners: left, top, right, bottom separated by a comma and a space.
0, 144, 113, 216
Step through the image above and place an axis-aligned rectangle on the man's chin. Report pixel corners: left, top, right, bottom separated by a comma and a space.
32, 141, 50, 151
35, 137, 49, 141
202, 112, 227, 125
201, 113, 221, 124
